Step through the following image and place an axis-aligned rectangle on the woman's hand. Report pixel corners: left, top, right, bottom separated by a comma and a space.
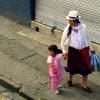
90, 50, 95, 54
63, 53, 68, 60
53, 69, 57, 74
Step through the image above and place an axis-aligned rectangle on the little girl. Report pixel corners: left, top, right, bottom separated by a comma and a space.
47, 44, 63, 94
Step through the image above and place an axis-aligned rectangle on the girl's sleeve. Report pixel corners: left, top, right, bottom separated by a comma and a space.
47, 56, 52, 63
57, 54, 63, 59
61, 25, 69, 53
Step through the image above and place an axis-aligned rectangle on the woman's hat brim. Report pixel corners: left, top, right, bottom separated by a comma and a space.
66, 16, 81, 20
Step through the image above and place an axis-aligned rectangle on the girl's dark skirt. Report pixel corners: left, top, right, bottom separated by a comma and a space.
64, 47, 92, 76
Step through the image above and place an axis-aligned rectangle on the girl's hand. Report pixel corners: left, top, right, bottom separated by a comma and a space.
90, 50, 95, 54
49, 63, 57, 74
53, 69, 57, 74
63, 53, 67, 60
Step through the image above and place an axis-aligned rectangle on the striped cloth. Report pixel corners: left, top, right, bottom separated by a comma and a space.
64, 46, 92, 76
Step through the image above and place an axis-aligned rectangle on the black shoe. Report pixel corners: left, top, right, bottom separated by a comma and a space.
67, 81, 72, 87
82, 86, 92, 93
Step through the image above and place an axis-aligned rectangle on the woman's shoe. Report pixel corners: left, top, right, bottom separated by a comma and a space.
67, 81, 72, 87
82, 86, 92, 93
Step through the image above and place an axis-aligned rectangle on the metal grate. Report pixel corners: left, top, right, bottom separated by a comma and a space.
35, 0, 100, 44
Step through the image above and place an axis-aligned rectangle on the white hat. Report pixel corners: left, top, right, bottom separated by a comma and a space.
66, 11, 81, 20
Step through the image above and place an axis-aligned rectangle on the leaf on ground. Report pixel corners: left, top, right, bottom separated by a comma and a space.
40, 97, 47, 100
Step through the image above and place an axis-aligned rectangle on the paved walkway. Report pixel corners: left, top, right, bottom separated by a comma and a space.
0, 15, 100, 100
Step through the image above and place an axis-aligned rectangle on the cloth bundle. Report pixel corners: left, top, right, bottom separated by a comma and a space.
90, 53, 100, 71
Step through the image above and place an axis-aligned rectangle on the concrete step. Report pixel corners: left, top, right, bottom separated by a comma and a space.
17, 28, 61, 49
31, 21, 63, 40
17, 27, 100, 55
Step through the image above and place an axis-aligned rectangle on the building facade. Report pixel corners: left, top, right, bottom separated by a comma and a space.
0, 0, 35, 26
35, 0, 100, 44
0, 0, 100, 44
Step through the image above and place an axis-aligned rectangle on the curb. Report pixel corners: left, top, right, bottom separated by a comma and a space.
19, 87, 35, 100
0, 74, 21, 92
18, 31, 50, 47
0, 74, 35, 100
18, 28, 100, 55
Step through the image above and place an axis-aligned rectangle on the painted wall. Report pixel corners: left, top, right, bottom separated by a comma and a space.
0, 0, 35, 26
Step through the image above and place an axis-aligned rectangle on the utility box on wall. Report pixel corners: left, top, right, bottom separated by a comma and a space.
0, 0, 35, 27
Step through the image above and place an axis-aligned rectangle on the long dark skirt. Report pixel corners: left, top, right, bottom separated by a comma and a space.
64, 46, 92, 76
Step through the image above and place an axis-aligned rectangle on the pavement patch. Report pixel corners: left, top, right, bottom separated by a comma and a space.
0, 35, 36, 61
21, 54, 49, 75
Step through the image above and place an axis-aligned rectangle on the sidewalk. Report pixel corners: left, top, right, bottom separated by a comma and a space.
18, 25, 100, 87
0, 15, 100, 100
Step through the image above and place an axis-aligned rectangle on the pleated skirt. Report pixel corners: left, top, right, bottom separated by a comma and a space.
64, 46, 92, 76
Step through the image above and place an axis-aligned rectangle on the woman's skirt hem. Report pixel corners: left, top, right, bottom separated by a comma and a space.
64, 67, 92, 76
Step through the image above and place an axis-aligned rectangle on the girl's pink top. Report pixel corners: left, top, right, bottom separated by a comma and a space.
47, 54, 63, 76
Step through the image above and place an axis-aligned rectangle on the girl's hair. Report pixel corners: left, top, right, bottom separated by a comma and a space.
67, 19, 80, 36
48, 45, 62, 54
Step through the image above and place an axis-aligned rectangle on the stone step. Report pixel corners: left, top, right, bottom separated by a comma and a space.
17, 27, 100, 55
17, 28, 61, 49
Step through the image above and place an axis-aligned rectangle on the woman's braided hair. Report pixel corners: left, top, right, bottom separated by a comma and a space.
67, 19, 80, 36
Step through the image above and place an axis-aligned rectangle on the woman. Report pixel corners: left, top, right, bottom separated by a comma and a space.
61, 11, 95, 93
